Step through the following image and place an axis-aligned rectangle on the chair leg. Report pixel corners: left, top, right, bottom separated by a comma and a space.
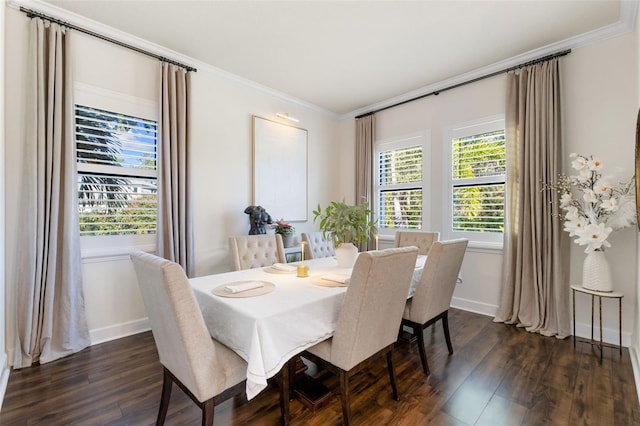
339, 370, 352, 426
157, 367, 173, 426
201, 398, 215, 426
386, 350, 399, 401
442, 311, 453, 354
278, 361, 290, 425
415, 324, 430, 375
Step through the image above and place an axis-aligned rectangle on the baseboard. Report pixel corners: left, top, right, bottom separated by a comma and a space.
630, 345, 640, 407
573, 320, 631, 347
451, 296, 497, 317
89, 318, 150, 346
0, 352, 10, 411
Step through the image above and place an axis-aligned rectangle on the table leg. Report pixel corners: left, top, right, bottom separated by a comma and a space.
599, 295, 603, 361
591, 295, 595, 344
619, 297, 623, 357
572, 289, 576, 348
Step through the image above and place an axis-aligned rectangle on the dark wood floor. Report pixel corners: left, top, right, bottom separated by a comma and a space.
2, 309, 638, 425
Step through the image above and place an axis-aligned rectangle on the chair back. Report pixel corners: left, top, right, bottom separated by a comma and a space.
407, 239, 468, 324
301, 232, 335, 259
394, 231, 440, 255
229, 234, 286, 270
330, 246, 418, 370
130, 251, 230, 402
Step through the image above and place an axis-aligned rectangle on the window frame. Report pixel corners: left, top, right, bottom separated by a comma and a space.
74, 83, 159, 258
374, 131, 431, 238
443, 115, 505, 245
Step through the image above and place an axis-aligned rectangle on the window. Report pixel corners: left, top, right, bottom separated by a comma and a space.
375, 133, 429, 235
447, 117, 505, 243
76, 105, 158, 237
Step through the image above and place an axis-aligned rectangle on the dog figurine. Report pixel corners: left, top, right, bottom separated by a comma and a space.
244, 205, 273, 235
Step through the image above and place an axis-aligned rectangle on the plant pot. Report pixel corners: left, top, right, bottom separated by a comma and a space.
281, 233, 295, 248
335, 243, 358, 268
582, 250, 613, 292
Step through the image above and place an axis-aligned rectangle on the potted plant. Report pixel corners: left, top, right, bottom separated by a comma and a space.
273, 219, 296, 248
313, 200, 377, 267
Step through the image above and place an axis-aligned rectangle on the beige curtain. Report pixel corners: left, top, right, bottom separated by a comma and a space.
14, 19, 90, 368
355, 114, 375, 251
158, 63, 194, 277
494, 59, 570, 338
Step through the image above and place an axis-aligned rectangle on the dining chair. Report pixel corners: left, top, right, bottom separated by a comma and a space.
394, 231, 440, 255
229, 234, 287, 271
302, 246, 419, 426
301, 231, 335, 259
401, 238, 468, 375
130, 251, 290, 425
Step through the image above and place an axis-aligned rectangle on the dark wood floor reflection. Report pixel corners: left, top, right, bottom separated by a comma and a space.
2, 309, 638, 425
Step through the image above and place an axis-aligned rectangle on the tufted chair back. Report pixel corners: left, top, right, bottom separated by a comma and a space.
301, 232, 335, 259
229, 234, 287, 271
394, 231, 440, 255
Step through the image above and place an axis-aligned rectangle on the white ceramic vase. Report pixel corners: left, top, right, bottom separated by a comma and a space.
582, 250, 613, 292
335, 242, 358, 268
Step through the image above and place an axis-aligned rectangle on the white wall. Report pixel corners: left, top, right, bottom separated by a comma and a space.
563, 31, 638, 345
3, 6, 341, 356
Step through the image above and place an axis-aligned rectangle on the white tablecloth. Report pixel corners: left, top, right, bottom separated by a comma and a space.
189, 255, 426, 399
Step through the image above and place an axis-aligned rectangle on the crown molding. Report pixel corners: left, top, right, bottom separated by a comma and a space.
6, 0, 339, 119
341, 0, 639, 120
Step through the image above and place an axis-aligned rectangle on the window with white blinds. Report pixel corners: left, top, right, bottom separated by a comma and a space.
375, 134, 427, 232
448, 118, 505, 242
76, 105, 158, 237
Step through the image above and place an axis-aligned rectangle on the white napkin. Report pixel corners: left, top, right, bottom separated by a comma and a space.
272, 263, 296, 272
224, 281, 265, 293
321, 273, 350, 285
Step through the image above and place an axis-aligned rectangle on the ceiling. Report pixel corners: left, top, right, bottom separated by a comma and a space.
40, 0, 627, 116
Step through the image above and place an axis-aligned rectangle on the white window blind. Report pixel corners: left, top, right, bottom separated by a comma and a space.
76, 105, 158, 237
451, 128, 505, 234
377, 144, 423, 230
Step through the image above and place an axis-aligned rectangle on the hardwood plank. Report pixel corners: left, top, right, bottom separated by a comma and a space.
1, 309, 638, 426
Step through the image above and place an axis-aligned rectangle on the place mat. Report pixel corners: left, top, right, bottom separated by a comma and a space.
212, 281, 275, 298
309, 274, 350, 287
263, 265, 297, 274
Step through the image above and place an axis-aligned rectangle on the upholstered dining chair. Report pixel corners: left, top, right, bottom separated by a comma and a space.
394, 231, 440, 255
229, 234, 287, 271
301, 231, 335, 259
302, 246, 419, 426
130, 251, 290, 425
401, 239, 468, 375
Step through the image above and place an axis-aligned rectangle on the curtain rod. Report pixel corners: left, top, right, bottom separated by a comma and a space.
19, 6, 197, 72
355, 49, 571, 119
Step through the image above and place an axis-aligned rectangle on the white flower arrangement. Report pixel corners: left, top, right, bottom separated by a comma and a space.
547, 153, 636, 253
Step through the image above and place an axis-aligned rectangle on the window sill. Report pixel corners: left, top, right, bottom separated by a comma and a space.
81, 244, 155, 263
466, 240, 503, 254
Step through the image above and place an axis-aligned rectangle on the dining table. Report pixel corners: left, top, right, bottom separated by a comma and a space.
189, 254, 427, 400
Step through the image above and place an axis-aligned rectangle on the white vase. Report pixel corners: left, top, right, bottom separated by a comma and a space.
582, 250, 613, 292
335, 243, 358, 268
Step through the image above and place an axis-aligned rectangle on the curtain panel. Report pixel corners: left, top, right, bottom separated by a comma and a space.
494, 59, 570, 338
14, 19, 90, 368
355, 115, 375, 251
158, 63, 195, 277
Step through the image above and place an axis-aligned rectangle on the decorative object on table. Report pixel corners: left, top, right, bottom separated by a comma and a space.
273, 218, 296, 248
297, 241, 309, 277
545, 153, 636, 292
313, 200, 377, 267
244, 205, 272, 235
